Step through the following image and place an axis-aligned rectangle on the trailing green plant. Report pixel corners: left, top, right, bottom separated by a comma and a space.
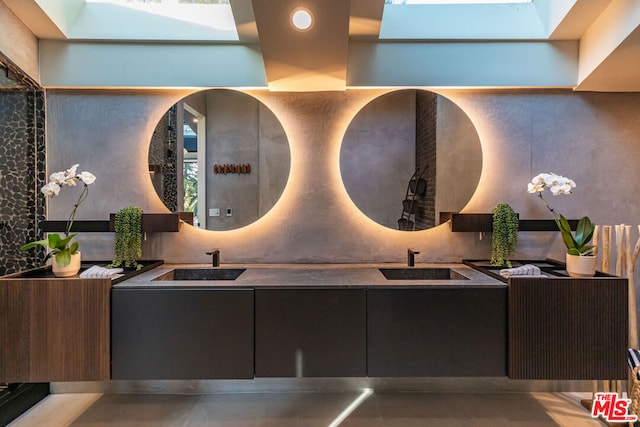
491, 203, 519, 267
110, 206, 143, 270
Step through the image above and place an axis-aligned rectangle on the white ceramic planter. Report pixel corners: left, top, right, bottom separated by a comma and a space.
566, 253, 596, 278
52, 251, 81, 278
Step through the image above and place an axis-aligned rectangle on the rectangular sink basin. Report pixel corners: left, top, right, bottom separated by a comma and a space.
379, 268, 469, 280
153, 268, 246, 281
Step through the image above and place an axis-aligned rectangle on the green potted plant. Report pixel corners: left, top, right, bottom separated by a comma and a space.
20, 164, 96, 277
490, 203, 519, 268
110, 205, 143, 271
528, 172, 595, 277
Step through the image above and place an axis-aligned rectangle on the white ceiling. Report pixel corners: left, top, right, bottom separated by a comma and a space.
2, 0, 640, 91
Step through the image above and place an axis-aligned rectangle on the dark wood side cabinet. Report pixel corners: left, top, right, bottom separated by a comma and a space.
0, 273, 111, 382
112, 288, 254, 379
464, 260, 629, 380
509, 277, 628, 379
367, 288, 507, 377
255, 288, 367, 377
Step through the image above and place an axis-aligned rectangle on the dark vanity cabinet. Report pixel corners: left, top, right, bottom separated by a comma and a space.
111, 288, 254, 379
367, 288, 507, 377
255, 288, 367, 377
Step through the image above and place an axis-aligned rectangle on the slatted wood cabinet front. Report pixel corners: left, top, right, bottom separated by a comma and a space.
0, 274, 111, 382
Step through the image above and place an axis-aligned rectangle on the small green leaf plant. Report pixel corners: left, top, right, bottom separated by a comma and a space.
490, 203, 519, 268
110, 206, 143, 271
21, 233, 79, 267
528, 173, 595, 256
557, 215, 595, 256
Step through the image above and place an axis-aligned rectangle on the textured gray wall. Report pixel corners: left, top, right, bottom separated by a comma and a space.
45, 89, 640, 268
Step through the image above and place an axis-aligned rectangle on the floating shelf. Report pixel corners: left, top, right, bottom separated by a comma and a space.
40, 220, 110, 233
109, 212, 193, 232
41, 212, 193, 233
441, 212, 579, 232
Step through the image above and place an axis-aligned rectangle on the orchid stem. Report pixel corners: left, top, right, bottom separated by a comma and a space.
65, 184, 88, 237
538, 193, 560, 222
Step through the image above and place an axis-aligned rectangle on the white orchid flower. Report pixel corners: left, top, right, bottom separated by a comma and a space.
527, 183, 544, 193
544, 174, 563, 186
531, 173, 550, 185
23, 164, 97, 263
530, 173, 576, 194
550, 183, 572, 195
67, 164, 79, 176
554, 176, 568, 186
42, 182, 61, 197
49, 171, 66, 185
528, 172, 593, 257
79, 171, 96, 185
62, 164, 80, 184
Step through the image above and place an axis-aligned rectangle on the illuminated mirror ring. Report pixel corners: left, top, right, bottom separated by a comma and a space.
339, 89, 483, 231
148, 89, 291, 231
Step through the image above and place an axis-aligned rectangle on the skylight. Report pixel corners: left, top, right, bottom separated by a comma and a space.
380, 0, 544, 40
84, 0, 234, 33
45, 0, 240, 40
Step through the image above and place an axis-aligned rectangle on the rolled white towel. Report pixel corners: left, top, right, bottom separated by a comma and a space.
500, 264, 543, 279
79, 265, 124, 279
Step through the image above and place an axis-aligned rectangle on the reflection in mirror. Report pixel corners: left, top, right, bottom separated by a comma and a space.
149, 89, 290, 231
340, 90, 482, 231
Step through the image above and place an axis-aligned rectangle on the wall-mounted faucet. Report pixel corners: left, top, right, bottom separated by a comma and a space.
407, 248, 420, 267
206, 249, 220, 267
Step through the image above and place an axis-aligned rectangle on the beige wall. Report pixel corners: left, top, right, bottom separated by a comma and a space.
45, 89, 640, 266
0, 1, 39, 82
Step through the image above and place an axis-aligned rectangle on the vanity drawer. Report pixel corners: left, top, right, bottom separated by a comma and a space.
255, 288, 367, 377
112, 288, 254, 380
367, 288, 507, 377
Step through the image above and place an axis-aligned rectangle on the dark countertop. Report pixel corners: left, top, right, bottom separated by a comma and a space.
113, 263, 506, 289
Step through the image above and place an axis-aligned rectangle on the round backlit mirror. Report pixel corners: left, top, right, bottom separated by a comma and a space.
340, 89, 482, 231
149, 89, 290, 231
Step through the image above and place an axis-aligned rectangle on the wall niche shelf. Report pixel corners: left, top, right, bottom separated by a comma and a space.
440, 212, 579, 232
40, 212, 193, 233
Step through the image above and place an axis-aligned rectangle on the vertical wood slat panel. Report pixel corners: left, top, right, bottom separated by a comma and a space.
0, 281, 30, 380
0, 278, 111, 383
509, 277, 628, 380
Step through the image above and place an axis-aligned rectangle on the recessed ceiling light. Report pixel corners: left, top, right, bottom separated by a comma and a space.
291, 7, 313, 31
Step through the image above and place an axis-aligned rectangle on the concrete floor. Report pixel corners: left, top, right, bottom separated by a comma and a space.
9, 391, 604, 426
